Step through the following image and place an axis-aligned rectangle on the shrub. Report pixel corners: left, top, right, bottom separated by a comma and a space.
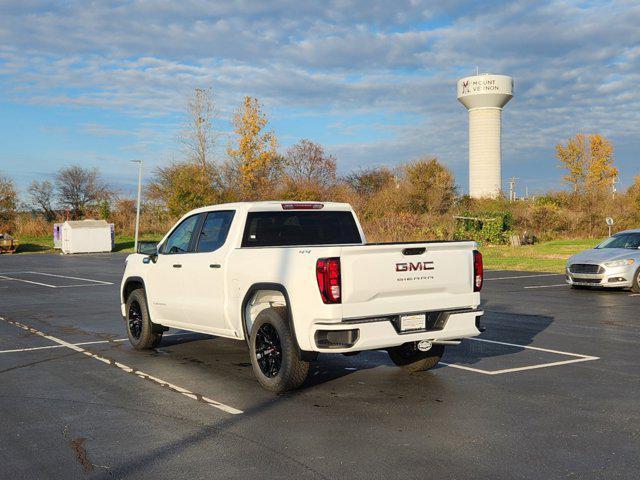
454, 211, 513, 244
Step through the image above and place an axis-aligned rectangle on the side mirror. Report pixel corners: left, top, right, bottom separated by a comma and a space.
137, 241, 158, 262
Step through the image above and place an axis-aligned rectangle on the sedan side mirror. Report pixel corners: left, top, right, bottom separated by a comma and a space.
137, 241, 159, 262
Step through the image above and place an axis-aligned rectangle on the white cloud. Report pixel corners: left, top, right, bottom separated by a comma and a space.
1, 0, 639, 192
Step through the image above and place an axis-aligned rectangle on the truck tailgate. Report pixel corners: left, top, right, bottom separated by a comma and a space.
339, 242, 478, 319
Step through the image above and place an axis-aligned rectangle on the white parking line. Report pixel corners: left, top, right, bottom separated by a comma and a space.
0, 340, 122, 354
0, 318, 242, 415
31, 271, 113, 285
485, 273, 564, 281
0, 271, 114, 288
524, 284, 569, 289
0, 275, 58, 288
469, 337, 596, 357
441, 337, 599, 375
0, 332, 195, 354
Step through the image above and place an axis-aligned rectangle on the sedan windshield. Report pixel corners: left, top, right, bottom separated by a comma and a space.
596, 233, 640, 249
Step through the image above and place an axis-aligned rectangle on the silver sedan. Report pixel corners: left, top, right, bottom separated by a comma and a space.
566, 229, 640, 292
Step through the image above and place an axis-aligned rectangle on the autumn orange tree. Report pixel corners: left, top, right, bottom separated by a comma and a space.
556, 133, 618, 234
556, 134, 617, 194
225, 96, 280, 200
627, 176, 640, 216
403, 157, 457, 215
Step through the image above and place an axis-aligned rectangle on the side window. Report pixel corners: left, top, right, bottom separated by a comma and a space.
195, 211, 235, 253
160, 214, 201, 254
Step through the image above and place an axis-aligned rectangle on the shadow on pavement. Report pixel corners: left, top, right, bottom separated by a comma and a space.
442, 309, 555, 366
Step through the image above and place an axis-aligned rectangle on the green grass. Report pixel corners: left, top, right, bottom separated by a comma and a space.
481, 238, 602, 272
10, 235, 55, 253
11, 234, 163, 254
11, 234, 602, 273
111, 235, 164, 253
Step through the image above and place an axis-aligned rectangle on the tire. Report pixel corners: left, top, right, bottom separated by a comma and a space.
631, 267, 640, 293
125, 289, 163, 350
387, 342, 445, 373
249, 306, 309, 393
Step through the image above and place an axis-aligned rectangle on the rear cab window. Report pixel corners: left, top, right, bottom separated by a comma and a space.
195, 211, 235, 252
242, 210, 362, 247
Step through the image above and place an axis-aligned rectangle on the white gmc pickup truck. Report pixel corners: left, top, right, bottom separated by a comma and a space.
121, 201, 484, 392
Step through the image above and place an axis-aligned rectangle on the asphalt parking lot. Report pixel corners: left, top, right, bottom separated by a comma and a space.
1, 253, 639, 479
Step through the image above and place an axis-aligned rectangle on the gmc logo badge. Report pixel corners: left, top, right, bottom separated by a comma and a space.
396, 261, 434, 272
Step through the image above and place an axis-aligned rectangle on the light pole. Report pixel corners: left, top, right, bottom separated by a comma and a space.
132, 160, 143, 252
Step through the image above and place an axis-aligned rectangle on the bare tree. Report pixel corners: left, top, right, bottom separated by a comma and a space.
284, 139, 336, 187
343, 166, 394, 197
183, 87, 217, 170
28, 180, 56, 221
56, 165, 111, 219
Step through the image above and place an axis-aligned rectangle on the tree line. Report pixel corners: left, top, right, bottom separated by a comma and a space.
1, 88, 638, 242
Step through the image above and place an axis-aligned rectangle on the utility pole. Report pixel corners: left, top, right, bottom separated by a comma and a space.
612, 176, 618, 199
131, 160, 143, 252
508, 177, 518, 202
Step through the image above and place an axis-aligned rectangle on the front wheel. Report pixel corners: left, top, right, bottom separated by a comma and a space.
387, 342, 445, 373
249, 307, 309, 393
125, 289, 162, 350
631, 267, 640, 293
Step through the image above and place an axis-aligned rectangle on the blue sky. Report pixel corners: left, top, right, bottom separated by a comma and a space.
1, 0, 639, 200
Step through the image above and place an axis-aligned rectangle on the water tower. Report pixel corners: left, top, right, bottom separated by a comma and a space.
457, 74, 513, 198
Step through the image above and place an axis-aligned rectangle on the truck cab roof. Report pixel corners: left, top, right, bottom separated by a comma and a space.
186, 201, 354, 215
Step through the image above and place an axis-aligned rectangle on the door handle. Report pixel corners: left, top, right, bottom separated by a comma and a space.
210, 264, 221, 269
173, 264, 182, 268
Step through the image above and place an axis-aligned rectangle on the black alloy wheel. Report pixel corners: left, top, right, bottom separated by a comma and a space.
248, 306, 309, 393
255, 323, 282, 378
128, 300, 143, 340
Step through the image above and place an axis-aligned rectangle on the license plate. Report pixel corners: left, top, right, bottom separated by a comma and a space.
400, 313, 426, 331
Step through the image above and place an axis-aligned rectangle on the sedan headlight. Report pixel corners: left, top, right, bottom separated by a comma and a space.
604, 259, 635, 268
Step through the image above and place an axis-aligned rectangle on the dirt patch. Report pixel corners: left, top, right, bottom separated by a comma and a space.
69, 437, 94, 473
63, 426, 94, 473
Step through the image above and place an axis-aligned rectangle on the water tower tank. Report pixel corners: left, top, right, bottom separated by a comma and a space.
457, 74, 513, 198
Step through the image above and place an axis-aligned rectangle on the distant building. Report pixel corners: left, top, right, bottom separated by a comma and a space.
60, 219, 112, 254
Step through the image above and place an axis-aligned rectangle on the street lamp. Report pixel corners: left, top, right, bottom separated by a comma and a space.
131, 160, 143, 252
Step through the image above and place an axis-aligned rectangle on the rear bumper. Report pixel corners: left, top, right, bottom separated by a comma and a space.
308, 309, 483, 353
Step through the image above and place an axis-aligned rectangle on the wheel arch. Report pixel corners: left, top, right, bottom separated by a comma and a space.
241, 282, 316, 361
122, 276, 167, 333
122, 276, 146, 304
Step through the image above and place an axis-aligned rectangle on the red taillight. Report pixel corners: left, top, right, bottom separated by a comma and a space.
281, 203, 324, 210
316, 257, 341, 303
473, 250, 483, 292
